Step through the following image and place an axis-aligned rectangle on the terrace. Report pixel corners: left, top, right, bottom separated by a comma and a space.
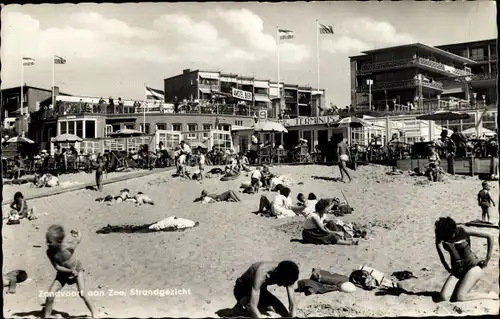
357, 57, 472, 77
358, 78, 445, 92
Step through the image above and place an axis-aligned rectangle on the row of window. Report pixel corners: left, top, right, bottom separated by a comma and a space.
59, 120, 97, 138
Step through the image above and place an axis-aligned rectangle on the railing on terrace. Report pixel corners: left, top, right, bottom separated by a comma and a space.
32, 102, 267, 121
353, 103, 496, 117
437, 72, 497, 88
358, 79, 444, 92
358, 57, 470, 77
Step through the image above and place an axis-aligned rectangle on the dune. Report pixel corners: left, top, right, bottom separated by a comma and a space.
2, 164, 498, 317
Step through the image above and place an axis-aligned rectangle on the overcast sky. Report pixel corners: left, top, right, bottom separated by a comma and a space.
1, 1, 496, 106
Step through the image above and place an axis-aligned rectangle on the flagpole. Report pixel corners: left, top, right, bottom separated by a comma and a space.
143, 83, 146, 133
276, 25, 280, 99
20, 58, 24, 116
316, 19, 320, 94
52, 55, 55, 110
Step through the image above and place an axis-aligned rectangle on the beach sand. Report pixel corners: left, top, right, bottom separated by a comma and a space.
2, 164, 499, 317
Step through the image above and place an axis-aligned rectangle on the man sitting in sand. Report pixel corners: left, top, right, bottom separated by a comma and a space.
251, 168, 262, 193
195, 190, 241, 203
3, 270, 28, 294
233, 261, 298, 318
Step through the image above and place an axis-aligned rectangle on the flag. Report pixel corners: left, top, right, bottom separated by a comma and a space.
278, 29, 294, 40
54, 55, 66, 64
145, 86, 165, 100
318, 23, 334, 34
22, 57, 35, 66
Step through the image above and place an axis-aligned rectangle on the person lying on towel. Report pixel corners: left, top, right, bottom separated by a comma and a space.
233, 261, 298, 318
302, 199, 359, 245
195, 190, 241, 203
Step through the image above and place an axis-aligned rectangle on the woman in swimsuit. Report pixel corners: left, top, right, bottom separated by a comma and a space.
435, 217, 497, 302
196, 190, 241, 203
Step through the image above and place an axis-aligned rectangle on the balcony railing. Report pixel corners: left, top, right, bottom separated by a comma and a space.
354, 101, 496, 117
439, 72, 497, 88
358, 57, 470, 77
31, 101, 266, 121
358, 79, 444, 92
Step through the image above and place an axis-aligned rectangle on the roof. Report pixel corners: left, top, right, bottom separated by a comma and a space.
436, 38, 496, 49
361, 43, 477, 65
1, 85, 72, 95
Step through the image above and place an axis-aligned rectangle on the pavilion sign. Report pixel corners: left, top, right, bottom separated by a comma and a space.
283, 115, 340, 127
231, 88, 253, 102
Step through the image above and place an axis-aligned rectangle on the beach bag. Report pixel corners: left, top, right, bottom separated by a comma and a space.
349, 270, 378, 290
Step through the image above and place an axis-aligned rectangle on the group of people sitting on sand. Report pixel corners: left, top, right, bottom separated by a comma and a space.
4, 191, 38, 224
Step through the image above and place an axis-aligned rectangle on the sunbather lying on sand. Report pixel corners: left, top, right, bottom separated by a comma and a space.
195, 190, 241, 203
302, 199, 359, 245
205, 167, 224, 178
3, 270, 28, 294
34, 173, 60, 188
232, 261, 298, 318
96, 189, 131, 205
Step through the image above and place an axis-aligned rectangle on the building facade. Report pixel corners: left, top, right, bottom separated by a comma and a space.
349, 39, 497, 113
164, 69, 325, 119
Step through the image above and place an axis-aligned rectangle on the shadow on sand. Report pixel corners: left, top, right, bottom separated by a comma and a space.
375, 287, 439, 302
13, 309, 89, 318
312, 176, 341, 182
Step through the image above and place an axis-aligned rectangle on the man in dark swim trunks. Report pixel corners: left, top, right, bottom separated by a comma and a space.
434, 217, 498, 302
233, 261, 298, 318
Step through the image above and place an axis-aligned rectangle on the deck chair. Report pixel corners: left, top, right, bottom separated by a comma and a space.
295, 146, 311, 163
258, 147, 271, 164
275, 149, 288, 164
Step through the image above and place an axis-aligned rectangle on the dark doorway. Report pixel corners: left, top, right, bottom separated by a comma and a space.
284, 131, 299, 150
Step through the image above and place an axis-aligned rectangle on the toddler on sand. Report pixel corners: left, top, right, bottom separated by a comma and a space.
477, 181, 495, 223
43, 225, 96, 318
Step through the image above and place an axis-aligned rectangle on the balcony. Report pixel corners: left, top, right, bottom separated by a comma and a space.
198, 83, 219, 91
284, 94, 297, 102
358, 79, 444, 93
357, 57, 470, 77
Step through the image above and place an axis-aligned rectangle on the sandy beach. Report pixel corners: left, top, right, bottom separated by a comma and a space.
2, 164, 499, 318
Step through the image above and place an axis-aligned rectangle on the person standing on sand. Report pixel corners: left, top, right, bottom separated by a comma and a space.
336, 134, 352, 182
434, 217, 498, 303
95, 156, 105, 192
233, 261, 298, 318
477, 181, 495, 223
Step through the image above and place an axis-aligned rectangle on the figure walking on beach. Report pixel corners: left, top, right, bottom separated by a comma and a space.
336, 134, 352, 182
95, 156, 105, 192
434, 217, 498, 302
477, 181, 495, 223
43, 225, 96, 318
233, 261, 298, 318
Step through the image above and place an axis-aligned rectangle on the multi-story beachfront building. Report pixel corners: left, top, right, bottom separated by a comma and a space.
164, 69, 326, 119
349, 39, 497, 113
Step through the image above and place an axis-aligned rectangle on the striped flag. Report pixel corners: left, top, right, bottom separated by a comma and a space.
22, 57, 35, 66
278, 29, 294, 40
318, 23, 334, 34
54, 55, 66, 64
145, 86, 165, 100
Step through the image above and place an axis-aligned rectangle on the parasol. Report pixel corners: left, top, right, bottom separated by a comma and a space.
51, 133, 83, 143
6, 136, 35, 144
109, 128, 145, 137
331, 116, 373, 128
253, 121, 288, 133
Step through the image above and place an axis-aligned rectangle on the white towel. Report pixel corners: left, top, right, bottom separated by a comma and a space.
148, 216, 196, 231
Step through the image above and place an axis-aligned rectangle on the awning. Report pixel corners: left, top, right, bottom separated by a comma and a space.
255, 95, 270, 103
199, 88, 211, 94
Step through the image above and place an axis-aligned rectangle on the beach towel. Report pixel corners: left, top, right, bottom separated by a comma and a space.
96, 217, 198, 234
295, 279, 340, 296
310, 269, 349, 286
220, 173, 240, 181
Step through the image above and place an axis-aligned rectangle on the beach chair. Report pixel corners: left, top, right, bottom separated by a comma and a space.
275, 149, 288, 164
294, 146, 310, 163
258, 147, 271, 164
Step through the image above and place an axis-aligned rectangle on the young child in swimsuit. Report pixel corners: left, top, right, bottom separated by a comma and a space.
9, 191, 37, 220
477, 181, 495, 223
3, 270, 28, 294
43, 225, 96, 318
198, 150, 206, 181
95, 156, 105, 192
233, 261, 298, 318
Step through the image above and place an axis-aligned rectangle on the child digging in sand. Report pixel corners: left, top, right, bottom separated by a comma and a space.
8, 191, 37, 221
3, 270, 28, 294
233, 261, 298, 318
43, 225, 96, 318
477, 181, 495, 223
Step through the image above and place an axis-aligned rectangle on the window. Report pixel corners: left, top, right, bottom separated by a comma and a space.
470, 47, 485, 61
60, 121, 67, 135
203, 124, 212, 130
172, 123, 182, 131
76, 121, 83, 138
140, 123, 151, 134
124, 123, 135, 130
85, 121, 96, 138
105, 124, 113, 137
156, 123, 167, 130
235, 120, 243, 126
187, 124, 197, 139
218, 124, 230, 131
68, 121, 75, 134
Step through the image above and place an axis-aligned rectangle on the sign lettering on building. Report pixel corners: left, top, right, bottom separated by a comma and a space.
282, 115, 339, 127
231, 88, 253, 102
